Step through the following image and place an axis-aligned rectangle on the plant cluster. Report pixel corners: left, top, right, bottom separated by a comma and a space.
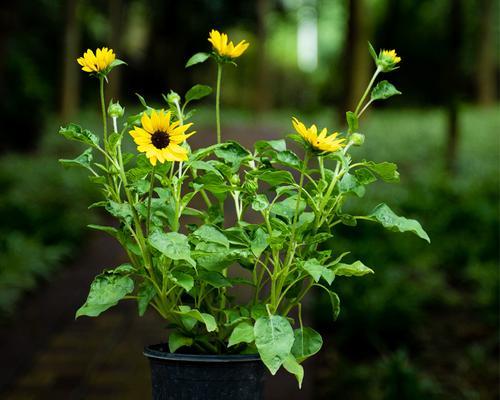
60, 31, 429, 385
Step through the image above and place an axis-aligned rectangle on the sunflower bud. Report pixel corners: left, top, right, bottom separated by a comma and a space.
243, 178, 258, 194
166, 91, 181, 106
108, 100, 124, 118
377, 49, 401, 72
351, 133, 365, 146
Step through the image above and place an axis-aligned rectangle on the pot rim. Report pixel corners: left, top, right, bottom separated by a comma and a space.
143, 343, 261, 363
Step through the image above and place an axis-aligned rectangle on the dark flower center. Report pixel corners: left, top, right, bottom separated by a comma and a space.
151, 131, 170, 149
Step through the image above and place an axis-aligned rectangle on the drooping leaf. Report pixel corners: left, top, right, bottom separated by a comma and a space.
169, 331, 193, 353
339, 173, 365, 197
254, 315, 295, 375
176, 306, 217, 332
59, 148, 93, 171
291, 327, 323, 363
76, 273, 134, 318
137, 280, 156, 316
363, 161, 400, 183
371, 80, 402, 101
283, 354, 304, 388
367, 203, 430, 242
301, 259, 325, 282
333, 260, 374, 277
171, 271, 195, 291
59, 123, 99, 146
228, 321, 255, 347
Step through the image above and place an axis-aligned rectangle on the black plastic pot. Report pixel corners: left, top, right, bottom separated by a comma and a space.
143, 343, 266, 400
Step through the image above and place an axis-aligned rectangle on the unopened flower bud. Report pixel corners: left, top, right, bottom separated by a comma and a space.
166, 91, 181, 105
108, 100, 124, 118
351, 133, 365, 146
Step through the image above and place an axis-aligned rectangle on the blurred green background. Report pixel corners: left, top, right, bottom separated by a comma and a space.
0, 0, 498, 399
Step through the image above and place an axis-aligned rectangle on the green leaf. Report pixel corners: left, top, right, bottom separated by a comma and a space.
371, 80, 402, 101
87, 224, 120, 239
251, 227, 269, 258
171, 271, 194, 291
252, 194, 269, 212
363, 161, 400, 183
228, 321, 255, 347
214, 141, 252, 167
339, 173, 365, 197
254, 315, 295, 375
271, 196, 306, 220
354, 168, 377, 185
59, 148, 93, 171
368, 41, 378, 63
169, 331, 193, 353
185, 52, 211, 67
185, 84, 212, 103
76, 273, 134, 318
105, 201, 133, 224
176, 306, 217, 332
194, 242, 232, 271
199, 270, 232, 288
346, 111, 359, 132
149, 231, 196, 266
255, 139, 287, 153
291, 327, 323, 363
251, 170, 294, 186
137, 280, 156, 316
283, 354, 304, 388
109, 58, 127, 69
328, 290, 341, 320
192, 225, 229, 248
59, 123, 99, 146
301, 259, 324, 282
333, 260, 374, 277
251, 304, 267, 320
135, 93, 150, 108
367, 203, 430, 242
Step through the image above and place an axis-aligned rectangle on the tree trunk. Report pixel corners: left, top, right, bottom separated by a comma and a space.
60, 0, 80, 120
254, 0, 271, 112
340, 0, 372, 122
445, 0, 462, 174
107, 0, 124, 103
476, 0, 496, 105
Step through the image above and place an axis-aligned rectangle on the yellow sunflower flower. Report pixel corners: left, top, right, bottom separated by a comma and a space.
77, 47, 116, 73
130, 110, 196, 166
292, 117, 345, 153
378, 49, 401, 71
208, 29, 249, 59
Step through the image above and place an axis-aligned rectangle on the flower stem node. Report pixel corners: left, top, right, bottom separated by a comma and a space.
108, 100, 125, 118
350, 133, 365, 146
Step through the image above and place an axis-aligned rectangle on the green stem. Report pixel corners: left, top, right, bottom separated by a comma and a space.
146, 166, 156, 236
354, 67, 381, 117
215, 63, 222, 144
99, 76, 108, 146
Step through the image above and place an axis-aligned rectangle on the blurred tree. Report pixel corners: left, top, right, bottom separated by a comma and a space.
254, 0, 272, 111
340, 0, 372, 117
445, 0, 463, 174
60, 0, 81, 120
476, 0, 497, 105
107, 0, 125, 102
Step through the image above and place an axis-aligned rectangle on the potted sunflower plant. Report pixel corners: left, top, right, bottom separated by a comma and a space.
61, 30, 429, 399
